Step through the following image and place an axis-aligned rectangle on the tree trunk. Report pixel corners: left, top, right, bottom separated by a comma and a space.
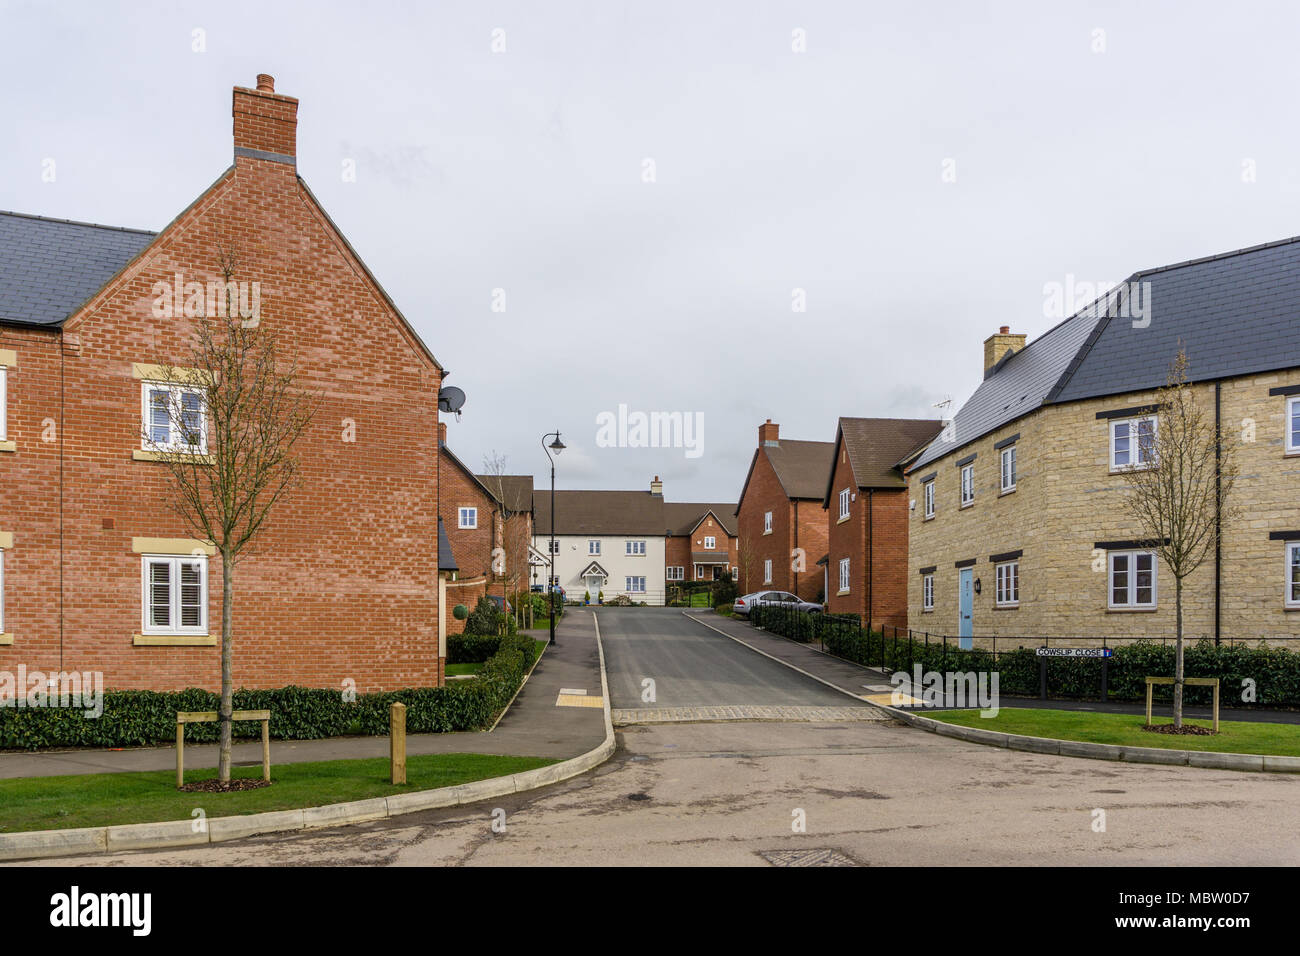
1174, 575, 1185, 729
218, 555, 234, 783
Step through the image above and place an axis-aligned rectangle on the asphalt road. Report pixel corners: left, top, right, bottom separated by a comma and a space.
596, 607, 860, 709
41, 719, 1300, 867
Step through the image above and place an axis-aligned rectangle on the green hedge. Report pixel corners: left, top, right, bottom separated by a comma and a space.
749, 606, 1300, 708
447, 633, 502, 663
0, 633, 544, 751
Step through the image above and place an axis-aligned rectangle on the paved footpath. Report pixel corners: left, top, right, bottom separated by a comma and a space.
686, 610, 1300, 724
0, 611, 608, 780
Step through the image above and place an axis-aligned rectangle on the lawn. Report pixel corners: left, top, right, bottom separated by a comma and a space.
928, 707, 1300, 757
0, 752, 557, 834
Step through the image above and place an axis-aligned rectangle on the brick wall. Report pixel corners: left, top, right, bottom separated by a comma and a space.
0, 78, 443, 692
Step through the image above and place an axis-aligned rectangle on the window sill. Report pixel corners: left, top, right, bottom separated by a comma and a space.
134, 450, 214, 465
0, 440, 15, 453
922, 608, 933, 614
0, 633, 12, 645
923, 514, 935, 522
1106, 607, 1157, 613
836, 589, 850, 596
1109, 465, 1155, 475
133, 634, 215, 646
960, 502, 974, 510
999, 487, 1016, 497
837, 515, 851, 525
993, 603, 1020, 611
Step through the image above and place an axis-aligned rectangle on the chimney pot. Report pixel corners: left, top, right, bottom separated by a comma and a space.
983, 328, 1027, 376
437, 421, 447, 445
233, 75, 298, 160
999, 325, 1010, 334
256, 74, 275, 93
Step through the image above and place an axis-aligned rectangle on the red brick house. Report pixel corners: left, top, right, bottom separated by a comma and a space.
821, 417, 944, 627
734, 420, 834, 602
0, 75, 445, 692
664, 501, 738, 584
436, 423, 500, 635
475, 472, 534, 607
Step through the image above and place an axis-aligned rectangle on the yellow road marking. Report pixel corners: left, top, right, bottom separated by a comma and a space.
556, 693, 605, 708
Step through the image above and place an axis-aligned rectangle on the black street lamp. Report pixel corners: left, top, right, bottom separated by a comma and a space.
542, 430, 565, 645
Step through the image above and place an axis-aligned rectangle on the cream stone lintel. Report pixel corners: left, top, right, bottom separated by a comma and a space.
131, 537, 217, 556
133, 635, 215, 646
131, 363, 212, 384
0, 634, 11, 645
0, 531, 12, 549
0, 349, 16, 367
0, 441, 15, 453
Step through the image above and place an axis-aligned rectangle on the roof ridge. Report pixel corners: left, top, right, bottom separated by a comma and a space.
0, 209, 157, 236
1134, 233, 1300, 279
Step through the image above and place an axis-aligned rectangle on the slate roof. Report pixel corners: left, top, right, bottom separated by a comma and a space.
1049, 235, 1300, 404
832, 417, 946, 494
437, 518, 458, 572
737, 438, 836, 513
532, 490, 667, 535
914, 233, 1300, 471
0, 211, 156, 327
476, 474, 534, 514
663, 502, 737, 536
911, 310, 1099, 471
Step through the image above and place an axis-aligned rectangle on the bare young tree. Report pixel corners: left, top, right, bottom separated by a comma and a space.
735, 536, 759, 594
1118, 349, 1239, 729
480, 451, 531, 626
144, 247, 317, 784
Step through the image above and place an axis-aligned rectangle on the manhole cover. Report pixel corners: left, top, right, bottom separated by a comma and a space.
626, 792, 651, 801
759, 847, 859, 867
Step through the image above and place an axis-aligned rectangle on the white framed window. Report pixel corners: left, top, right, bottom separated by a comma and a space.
763, 511, 773, 534
922, 574, 934, 611
626, 540, 646, 556
1287, 542, 1300, 608
763, 558, 773, 584
995, 561, 1019, 607
546, 540, 559, 555
838, 488, 851, 520
960, 464, 974, 506
588, 539, 601, 555
838, 557, 850, 593
141, 554, 208, 635
1110, 416, 1157, 470
667, 566, 684, 581
0, 364, 7, 442
1000, 446, 1017, 493
142, 382, 207, 453
703, 535, 716, 550
924, 480, 935, 519
458, 507, 477, 529
0, 547, 5, 633
1108, 551, 1157, 609
1288, 397, 1300, 454
625, 576, 646, 593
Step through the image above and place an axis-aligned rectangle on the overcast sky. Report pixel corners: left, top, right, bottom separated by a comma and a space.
5, 1, 1299, 502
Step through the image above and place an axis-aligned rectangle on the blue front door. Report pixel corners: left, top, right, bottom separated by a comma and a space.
958, 568, 974, 649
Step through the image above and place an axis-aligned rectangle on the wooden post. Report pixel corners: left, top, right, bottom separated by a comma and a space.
176, 720, 185, 789
261, 717, 271, 782
390, 702, 407, 785
1145, 679, 1153, 726
1212, 679, 1220, 733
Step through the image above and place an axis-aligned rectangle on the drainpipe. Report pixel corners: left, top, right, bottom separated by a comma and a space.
866, 489, 874, 627
1215, 381, 1222, 646
792, 501, 799, 598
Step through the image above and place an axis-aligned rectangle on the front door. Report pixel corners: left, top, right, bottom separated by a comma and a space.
958, 568, 973, 649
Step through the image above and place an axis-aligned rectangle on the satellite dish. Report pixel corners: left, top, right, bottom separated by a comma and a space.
438, 386, 466, 415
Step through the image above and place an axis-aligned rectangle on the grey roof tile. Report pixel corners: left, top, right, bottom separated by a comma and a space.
0, 211, 156, 326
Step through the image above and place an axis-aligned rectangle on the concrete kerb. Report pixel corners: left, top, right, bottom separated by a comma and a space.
888, 706, 1299, 774
0, 613, 618, 863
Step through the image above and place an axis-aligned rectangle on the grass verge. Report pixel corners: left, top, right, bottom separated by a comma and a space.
0, 752, 556, 833
928, 707, 1300, 757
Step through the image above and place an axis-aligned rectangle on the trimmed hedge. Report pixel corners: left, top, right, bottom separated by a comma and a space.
749, 605, 1300, 709
447, 633, 502, 664
0, 633, 544, 751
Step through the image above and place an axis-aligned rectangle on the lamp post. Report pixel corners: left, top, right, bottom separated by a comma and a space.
542, 430, 565, 645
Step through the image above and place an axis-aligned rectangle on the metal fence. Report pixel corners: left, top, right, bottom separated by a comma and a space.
746, 603, 1300, 708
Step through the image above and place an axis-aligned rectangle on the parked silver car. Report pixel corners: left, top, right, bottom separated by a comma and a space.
733, 590, 822, 617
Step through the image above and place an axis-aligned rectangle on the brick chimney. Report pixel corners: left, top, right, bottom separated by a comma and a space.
650, 476, 663, 497
983, 326, 1027, 376
232, 73, 298, 162
759, 419, 779, 447
437, 421, 447, 446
